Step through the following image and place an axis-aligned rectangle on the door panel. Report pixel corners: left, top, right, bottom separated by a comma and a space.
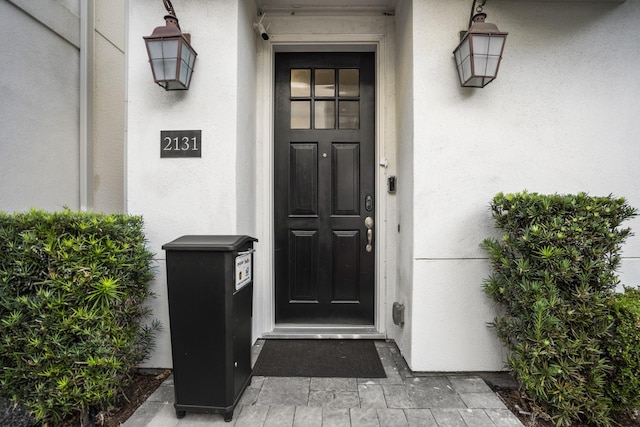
275, 52, 375, 324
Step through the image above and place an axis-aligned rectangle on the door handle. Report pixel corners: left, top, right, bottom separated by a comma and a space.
365, 217, 374, 253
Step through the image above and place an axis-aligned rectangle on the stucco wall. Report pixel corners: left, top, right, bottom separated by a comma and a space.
128, 0, 258, 368
127, 0, 640, 371
0, 0, 81, 212
407, 0, 640, 371
391, 0, 415, 368
93, 0, 126, 213
0, 0, 125, 214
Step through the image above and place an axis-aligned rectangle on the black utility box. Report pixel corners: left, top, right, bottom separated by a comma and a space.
162, 235, 257, 422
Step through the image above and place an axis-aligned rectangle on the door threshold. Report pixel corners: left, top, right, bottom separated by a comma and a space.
264, 324, 385, 339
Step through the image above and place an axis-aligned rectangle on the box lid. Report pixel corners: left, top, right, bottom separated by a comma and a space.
162, 235, 257, 251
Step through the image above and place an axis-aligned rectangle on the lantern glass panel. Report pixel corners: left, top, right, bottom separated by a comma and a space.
150, 59, 166, 80
489, 35, 505, 55
485, 56, 500, 77
471, 34, 490, 55
179, 46, 190, 86
163, 58, 178, 80
147, 40, 164, 60
474, 54, 488, 77
160, 39, 179, 60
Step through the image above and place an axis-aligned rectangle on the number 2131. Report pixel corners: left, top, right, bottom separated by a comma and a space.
160, 130, 201, 158
163, 136, 199, 151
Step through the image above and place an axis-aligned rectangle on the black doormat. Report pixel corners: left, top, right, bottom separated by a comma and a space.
253, 339, 386, 378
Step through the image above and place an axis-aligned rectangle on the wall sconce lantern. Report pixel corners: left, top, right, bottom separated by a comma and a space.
453, 0, 508, 88
143, 0, 197, 90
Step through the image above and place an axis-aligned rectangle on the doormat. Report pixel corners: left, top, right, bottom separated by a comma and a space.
253, 339, 386, 378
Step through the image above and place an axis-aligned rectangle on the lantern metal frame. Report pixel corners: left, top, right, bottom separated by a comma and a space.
143, 0, 197, 91
453, 0, 508, 88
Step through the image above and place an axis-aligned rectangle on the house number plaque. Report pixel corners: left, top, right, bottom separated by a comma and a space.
160, 130, 201, 158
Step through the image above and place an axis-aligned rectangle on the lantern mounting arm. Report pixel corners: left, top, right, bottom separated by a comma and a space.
163, 0, 181, 29
467, 0, 487, 29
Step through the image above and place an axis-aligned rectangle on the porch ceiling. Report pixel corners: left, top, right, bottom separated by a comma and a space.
255, 0, 398, 14
255, 0, 626, 14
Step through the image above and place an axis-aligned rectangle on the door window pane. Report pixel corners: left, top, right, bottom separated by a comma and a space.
314, 101, 335, 129
339, 69, 359, 97
339, 101, 359, 129
291, 69, 311, 97
315, 69, 335, 97
291, 101, 311, 129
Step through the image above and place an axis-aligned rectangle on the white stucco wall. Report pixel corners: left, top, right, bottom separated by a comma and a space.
0, 0, 81, 212
407, 0, 640, 371
127, 0, 640, 372
391, 0, 415, 367
127, 0, 259, 367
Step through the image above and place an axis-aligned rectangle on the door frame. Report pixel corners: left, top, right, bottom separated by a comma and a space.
256, 32, 390, 338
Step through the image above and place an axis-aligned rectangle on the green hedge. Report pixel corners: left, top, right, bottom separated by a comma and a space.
482, 192, 640, 426
0, 209, 158, 424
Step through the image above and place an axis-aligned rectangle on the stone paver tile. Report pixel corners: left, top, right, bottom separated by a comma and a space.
264, 405, 295, 427
123, 401, 170, 427
147, 384, 174, 403
378, 368, 404, 386
376, 347, 397, 369
257, 377, 310, 406
403, 409, 437, 427
308, 390, 360, 408
486, 409, 525, 426
459, 392, 507, 409
235, 405, 269, 427
293, 406, 322, 427
448, 376, 493, 393
249, 376, 266, 389
358, 384, 387, 409
407, 376, 454, 392
177, 412, 236, 426
238, 386, 260, 406
458, 408, 495, 427
322, 407, 351, 427
358, 378, 381, 385
310, 377, 358, 392
382, 385, 415, 409
430, 409, 466, 427
406, 380, 466, 409
146, 402, 179, 427
376, 408, 408, 427
350, 408, 380, 427
388, 346, 413, 379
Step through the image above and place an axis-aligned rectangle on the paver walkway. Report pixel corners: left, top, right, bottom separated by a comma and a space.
124, 341, 523, 426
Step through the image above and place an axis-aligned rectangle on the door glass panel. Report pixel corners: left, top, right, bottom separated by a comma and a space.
339, 101, 359, 129
314, 100, 335, 129
291, 69, 311, 97
291, 101, 311, 129
339, 69, 359, 97
315, 69, 335, 97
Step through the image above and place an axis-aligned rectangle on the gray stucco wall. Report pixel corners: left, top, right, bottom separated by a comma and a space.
0, 0, 81, 212
0, 0, 125, 214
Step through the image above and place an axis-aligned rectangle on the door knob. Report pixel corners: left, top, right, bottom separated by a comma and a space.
365, 217, 374, 252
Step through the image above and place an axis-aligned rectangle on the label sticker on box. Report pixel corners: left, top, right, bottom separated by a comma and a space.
235, 253, 252, 290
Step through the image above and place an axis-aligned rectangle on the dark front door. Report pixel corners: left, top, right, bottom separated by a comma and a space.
274, 52, 375, 325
